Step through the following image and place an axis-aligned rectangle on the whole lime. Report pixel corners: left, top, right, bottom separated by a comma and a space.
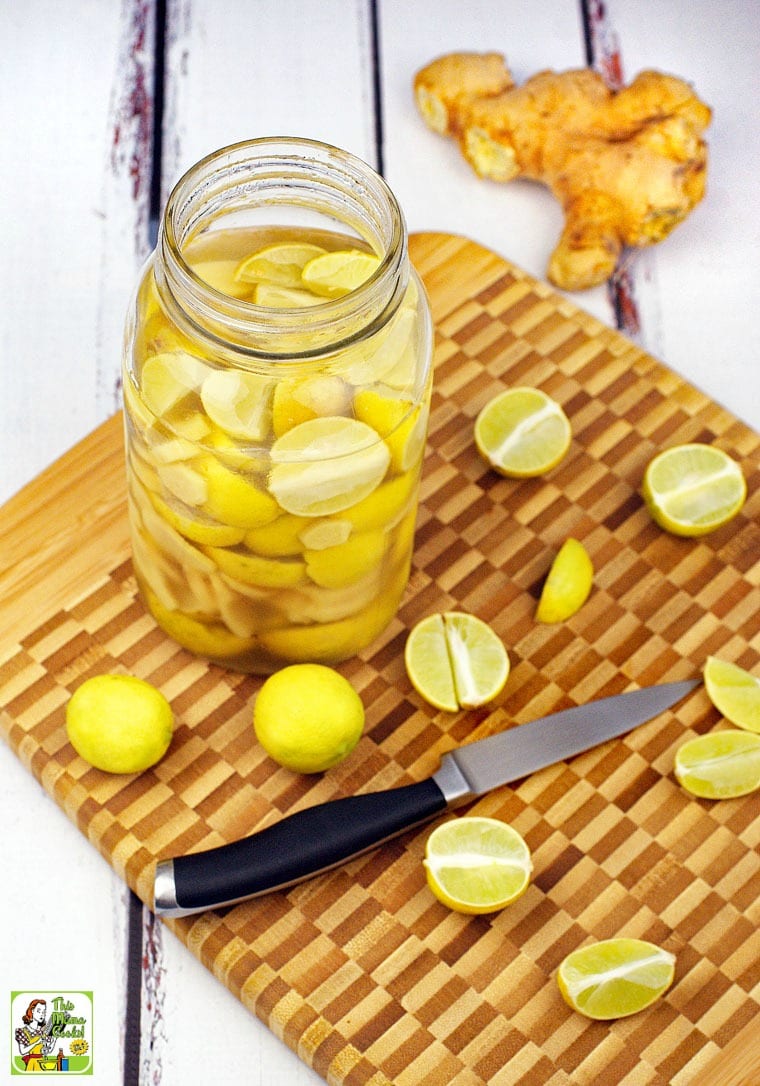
253, 664, 365, 773
66, 674, 174, 774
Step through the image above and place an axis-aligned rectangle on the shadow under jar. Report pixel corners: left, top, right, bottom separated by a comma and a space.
122, 138, 433, 672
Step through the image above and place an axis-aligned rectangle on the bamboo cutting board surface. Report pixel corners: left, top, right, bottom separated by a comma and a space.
1, 233, 759, 1086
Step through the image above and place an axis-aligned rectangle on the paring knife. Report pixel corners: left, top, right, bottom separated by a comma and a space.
154, 678, 698, 917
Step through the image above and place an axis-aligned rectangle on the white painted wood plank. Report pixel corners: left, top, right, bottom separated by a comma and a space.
602, 0, 760, 431
0, 4, 153, 1084
161, 0, 380, 197
0, 0, 154, 506
152, 3, 376, 1080
379, 0, 617, 326
0, 740, 129, 1084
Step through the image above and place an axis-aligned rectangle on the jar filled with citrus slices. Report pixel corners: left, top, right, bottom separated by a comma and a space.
122, 138, 433, 672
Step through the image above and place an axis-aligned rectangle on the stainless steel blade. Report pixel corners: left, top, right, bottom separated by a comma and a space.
433, 679, 699, 806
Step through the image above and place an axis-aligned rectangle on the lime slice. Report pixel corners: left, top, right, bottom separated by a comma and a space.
140, 352, 210, 417
253, 663, 364, 773
354, 390, 428, 473
424, 817, 532, 914
143, 585, 255, 661
536, 538, 594, 623
254, 283, 325, 308
149, 492, 245, 547
200, 370, 273, 441
704, 657, 760, 732
259, 591, 398, 664
235, 242, 328, 287
557, 939, 676, 1020
343, 306, 418, 389
305, 529, 386, 588
272, 376, 351, 438
674, 730, 760, 798
203, 544, 306, 589
190, 259, 252, 298
475, 387, 571, 477
343, 471, 417, 532
197, 456, 280, 528
404, 612, 509, 712
244, 514, 311, 557
301, 249, 381, 298
297, 518, 352, 550
269, 417, 390, 517
642, 443, 746, 536
155, 461, 207, 506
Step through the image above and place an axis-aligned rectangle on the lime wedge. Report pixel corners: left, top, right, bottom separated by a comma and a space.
642, 443, 746, 536
558, 939, 676, 1020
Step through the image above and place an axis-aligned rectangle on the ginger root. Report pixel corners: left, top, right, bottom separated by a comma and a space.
414, 53, 711, 290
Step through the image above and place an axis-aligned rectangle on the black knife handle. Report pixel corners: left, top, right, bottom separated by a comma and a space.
154, 777, 448, 916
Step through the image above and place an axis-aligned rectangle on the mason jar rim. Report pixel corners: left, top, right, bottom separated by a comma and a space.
156, 137, 409, 362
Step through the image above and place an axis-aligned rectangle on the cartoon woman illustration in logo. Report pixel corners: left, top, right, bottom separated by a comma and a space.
14, 999, 55, 1072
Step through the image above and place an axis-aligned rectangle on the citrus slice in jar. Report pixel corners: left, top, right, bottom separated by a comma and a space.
140, 352, 211, 417
149, 492, 246, 547
244, 514, 311, 557
200, 370, 273, 441
259, 592, 397, 664
642, 443, 746, 536
305, 529, 386, 588
143, 586, 256, 661
674, 730, 760, 798
197, 456, 280, 528
703, 657, 760, 732
190, 259, 252, 298
404, 612, 510, 712
557, 939, 676, 1020
474, 387, 571, 477
343, 470, 417, 532
424, 817, 532, 914
354, 391, 428, 473
235, 242, 328, 287
269, 417, 390, 517
272, 375, 351, 438
254, 284, 326, 308
203, 545, 307, 589
301, 249, 381, 298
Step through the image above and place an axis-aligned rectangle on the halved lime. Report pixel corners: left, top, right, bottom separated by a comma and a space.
405, 612, 509, 712
642, 443, 746, 536
424, 817, 532, 914
475, 387, 571, 477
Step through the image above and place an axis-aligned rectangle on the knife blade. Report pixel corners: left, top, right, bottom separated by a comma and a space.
153, 678, 698, 917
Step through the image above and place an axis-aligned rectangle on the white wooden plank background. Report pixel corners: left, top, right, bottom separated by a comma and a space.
1, 2, 758, 1083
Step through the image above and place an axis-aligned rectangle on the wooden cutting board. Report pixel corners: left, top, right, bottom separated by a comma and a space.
1, 233, 758, 1086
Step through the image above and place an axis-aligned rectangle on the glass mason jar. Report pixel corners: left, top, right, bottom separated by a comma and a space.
122, 138, 433, 673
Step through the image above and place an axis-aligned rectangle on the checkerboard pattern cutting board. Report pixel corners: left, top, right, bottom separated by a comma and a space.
1, 234, 758, 1085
